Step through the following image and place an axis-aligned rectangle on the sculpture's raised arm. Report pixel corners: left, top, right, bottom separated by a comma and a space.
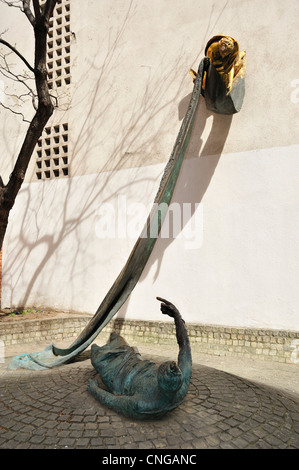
157, 297, 192, 386
87, 298, 192, 419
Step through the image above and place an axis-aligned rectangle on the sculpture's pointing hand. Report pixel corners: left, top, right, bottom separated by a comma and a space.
156, 297, 180, 318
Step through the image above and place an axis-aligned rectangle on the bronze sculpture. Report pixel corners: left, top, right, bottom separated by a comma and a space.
87, 298, 192, 419
190, 35, 245, 114
9, 35, 245, 371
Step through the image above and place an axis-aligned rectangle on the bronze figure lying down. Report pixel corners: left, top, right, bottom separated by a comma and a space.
87, 298, 192, 420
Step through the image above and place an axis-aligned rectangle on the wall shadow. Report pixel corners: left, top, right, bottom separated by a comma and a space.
3, 90, 232, 348
115, 93, 233, 328
138, 95, 233, 282
3, 23, 232, 343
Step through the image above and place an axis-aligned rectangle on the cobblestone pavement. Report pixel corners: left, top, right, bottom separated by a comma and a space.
0, 351, 299, 450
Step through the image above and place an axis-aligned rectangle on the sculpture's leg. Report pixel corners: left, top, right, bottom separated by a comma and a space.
108, 333, 141, 357
87, 379, 137, 418
225, 66, 235, 95
109, 331, 129, 346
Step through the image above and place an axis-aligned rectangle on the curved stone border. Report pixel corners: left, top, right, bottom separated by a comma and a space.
1, 316, 299, 364
0, 357, 298, 449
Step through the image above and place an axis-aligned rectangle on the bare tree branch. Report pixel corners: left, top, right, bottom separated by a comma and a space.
0, 1, 22, 10
22, 0, 35, 26
0, 63, 35, 101
42, 0, 56, 22
0, 101, 31, 122
32, 0, 41, 20
0, 38, 35, 72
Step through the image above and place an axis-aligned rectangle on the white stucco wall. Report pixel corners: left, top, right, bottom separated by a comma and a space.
1, 0, 299, 330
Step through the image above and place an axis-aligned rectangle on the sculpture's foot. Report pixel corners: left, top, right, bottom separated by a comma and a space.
109, 332, 120, 342
109, 332, 131, 347
189, 68, 197, 82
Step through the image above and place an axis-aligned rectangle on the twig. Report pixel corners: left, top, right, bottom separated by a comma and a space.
0, 101, 31, 123
0, 38, 34, 73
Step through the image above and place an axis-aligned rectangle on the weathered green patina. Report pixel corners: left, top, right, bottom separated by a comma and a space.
87, 298, 191, 419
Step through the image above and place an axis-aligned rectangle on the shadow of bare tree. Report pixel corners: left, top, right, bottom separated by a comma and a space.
2, 2, 233, 337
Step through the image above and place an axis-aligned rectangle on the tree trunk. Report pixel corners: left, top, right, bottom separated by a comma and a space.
0, 0, 56, 251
